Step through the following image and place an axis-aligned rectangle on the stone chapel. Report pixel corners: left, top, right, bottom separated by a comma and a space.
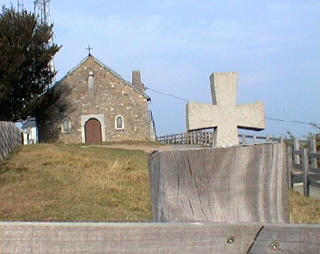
39, 54, 156, 143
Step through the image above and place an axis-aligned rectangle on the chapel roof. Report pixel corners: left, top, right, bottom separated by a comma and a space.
54, 55, 150, 101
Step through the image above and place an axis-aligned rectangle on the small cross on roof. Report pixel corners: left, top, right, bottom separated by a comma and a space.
86, 45, 93, 56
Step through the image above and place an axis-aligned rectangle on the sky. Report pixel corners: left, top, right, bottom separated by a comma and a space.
2, 0, 320, 138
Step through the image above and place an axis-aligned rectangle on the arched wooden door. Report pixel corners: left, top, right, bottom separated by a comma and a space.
85, 118, 102, 143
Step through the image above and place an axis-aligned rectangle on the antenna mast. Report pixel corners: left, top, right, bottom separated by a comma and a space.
34, 0, 51, 25
17, 0, 24, 12
34, 0, 56, 86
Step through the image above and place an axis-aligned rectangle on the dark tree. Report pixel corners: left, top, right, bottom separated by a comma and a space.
0, 7, 61, 121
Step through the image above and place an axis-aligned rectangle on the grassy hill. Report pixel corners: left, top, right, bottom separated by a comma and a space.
0, 144, 152, 222
1, 143, 320, 223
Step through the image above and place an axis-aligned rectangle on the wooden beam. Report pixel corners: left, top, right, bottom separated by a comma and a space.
287, 146, 293, 189
1, 222, 319, 254
149, 143, 289, 223
310, 136, 318, 168
294, 138, 300, 164
302, 148, 310, 196
309, 152, 320, 159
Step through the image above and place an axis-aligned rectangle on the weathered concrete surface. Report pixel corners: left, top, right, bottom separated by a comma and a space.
0, 121, 21, 160
149, 143, 289, 223
187, 72, 265, 146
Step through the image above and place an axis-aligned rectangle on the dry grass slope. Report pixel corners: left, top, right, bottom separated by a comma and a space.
289, 190, 320, 223
1, 143, 320, 223
0, 144, 152, 222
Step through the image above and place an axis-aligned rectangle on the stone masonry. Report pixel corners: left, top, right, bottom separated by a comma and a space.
40, 55, 154, 143
0, 121, 21, 160
187, 72, 265, 146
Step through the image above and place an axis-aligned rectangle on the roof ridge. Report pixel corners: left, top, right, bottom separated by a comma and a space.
54, 55, 150, 100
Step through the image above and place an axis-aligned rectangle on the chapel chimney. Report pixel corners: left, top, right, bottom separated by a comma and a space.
132, 70, 145, 92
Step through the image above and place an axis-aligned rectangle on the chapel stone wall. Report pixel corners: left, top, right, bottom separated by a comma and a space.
43, 57, 151, 143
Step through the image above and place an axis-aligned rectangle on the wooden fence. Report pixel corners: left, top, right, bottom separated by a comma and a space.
1, 222, 320, 253
287, 136, 320, 196
158, 131, 320, 197
1, 133, 320, 252
0, 121, 22, 160
149, 143, 289, 223
157, 130, 274, 146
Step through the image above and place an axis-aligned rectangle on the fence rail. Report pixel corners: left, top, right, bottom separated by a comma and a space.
157, 130, 273, 146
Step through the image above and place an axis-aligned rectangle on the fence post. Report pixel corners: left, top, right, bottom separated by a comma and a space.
241, 134, 246, 144
205, 132, 209, 146
280, 136, 285, 144
302, 148, 310, 197
310, 135, 317, 169
192, 132, 195, 144
149, 143, 289, 223
287, 146, 293, 189
266, 135, 271, 142
294, 138, 300, 165
212, 130, 217, 147
253, 135, 257, 144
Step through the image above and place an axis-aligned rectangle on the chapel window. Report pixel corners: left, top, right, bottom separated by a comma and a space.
88, 71, 95, 95
115, 115, 124, 130
62, 118, 71, 134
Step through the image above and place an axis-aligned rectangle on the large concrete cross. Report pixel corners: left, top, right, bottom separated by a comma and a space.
186, 72, 265, 146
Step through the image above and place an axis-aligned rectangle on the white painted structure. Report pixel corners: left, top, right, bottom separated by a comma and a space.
186, 72, 265, 146
21, 117, 38, 145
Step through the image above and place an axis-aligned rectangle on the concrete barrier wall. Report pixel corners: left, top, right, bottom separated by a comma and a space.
0, 121, 21, 160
